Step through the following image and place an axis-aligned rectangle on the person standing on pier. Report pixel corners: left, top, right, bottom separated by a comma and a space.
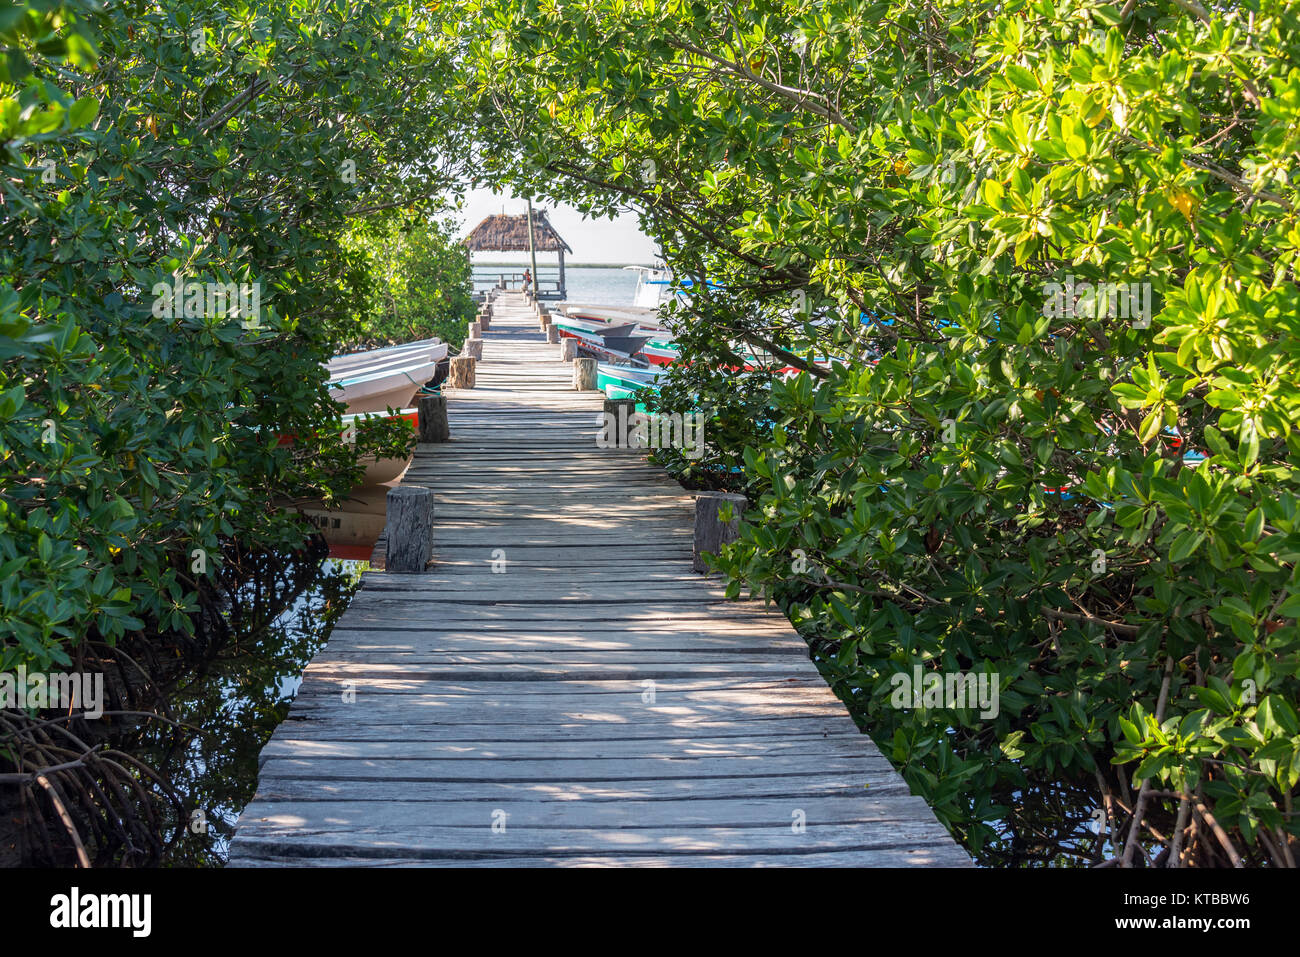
522, 268, 532, 294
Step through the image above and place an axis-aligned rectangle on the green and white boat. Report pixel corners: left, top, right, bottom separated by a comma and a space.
596, 363, 668, 410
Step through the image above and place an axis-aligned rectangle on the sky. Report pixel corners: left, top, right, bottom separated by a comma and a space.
452, 186, 661, 266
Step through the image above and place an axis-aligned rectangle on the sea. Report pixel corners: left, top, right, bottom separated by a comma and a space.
471, 264, 643, 306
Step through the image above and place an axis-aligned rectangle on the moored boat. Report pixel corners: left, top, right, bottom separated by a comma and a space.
596, 362, 669, 403
282, 406, 421, 561
341, 407, 420, 485
326, 337, 448, 413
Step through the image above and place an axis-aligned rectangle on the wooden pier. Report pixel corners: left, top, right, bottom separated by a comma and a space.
228, 293, 970, 867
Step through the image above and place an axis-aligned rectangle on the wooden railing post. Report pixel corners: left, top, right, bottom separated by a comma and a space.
463, 338, 483, 360
603, 396, 636, 419
448, 355, 476, 388
386, 486, 435, 573
572, 357, 597, 391
560, 338, 577, 362
546, 324, 560, 344
693, 492, 747, 574
418, 393, 449, 443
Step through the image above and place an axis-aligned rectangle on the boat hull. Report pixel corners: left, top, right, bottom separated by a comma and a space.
326, 339, 447, 414
344, 408, 418, 484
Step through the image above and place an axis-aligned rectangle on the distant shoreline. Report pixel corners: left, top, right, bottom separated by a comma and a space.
472, 262, 659, 269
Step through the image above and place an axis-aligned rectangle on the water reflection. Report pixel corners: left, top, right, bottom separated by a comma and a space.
135, 552, 363, 867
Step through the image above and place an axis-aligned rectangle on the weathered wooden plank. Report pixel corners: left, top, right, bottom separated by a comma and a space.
298, 664, 815, 685
268, 718, 856, 741
229, 848, 962, 867
255, 752, 892, 782
242, 774, 906, 804
229, 820, 962, 855
312, 650, 809, 663
259, 734, 869, 761
291, 676, 837, 696
231, 795, 941, 831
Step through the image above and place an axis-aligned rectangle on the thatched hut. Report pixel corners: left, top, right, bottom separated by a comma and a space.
463, 210, 573, 299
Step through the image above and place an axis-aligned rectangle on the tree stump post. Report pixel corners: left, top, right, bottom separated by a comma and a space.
693, 492, 747, 574
573, 357, 598, 391
601, 398, 636, 447
463, 338, 483, 360
418, 393, 449, 443
448, 356, 476, 388
560, 338, 577, 362
385, 486, 434, 573
539, 313, 551, 333
603, 396, 637, 419
546, 324, 560, 344
468, 320, 482, 340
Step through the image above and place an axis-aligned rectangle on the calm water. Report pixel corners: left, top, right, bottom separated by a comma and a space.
124, 552, 362, 866
472, 264, 643, 305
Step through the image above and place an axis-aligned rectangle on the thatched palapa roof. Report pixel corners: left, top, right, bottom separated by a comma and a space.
463, 211, 573, 253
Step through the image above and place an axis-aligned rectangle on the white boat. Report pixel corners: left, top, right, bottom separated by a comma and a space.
557, 266, 674, 329
340, 407, 419, 485
281, 407, 418, 559
326, 338, 448, 413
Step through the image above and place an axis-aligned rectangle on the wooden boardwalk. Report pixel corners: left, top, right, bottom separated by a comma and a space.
228, 293, 970, 867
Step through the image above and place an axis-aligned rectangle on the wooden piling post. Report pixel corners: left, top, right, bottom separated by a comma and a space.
417, 393, 449, 443
693, 493, 747, 574
539, 313, 551, 333
463, 338, 483, 360
603, 396, 636, 419
573, 357, 598, 391
468, 321, 482, 340
546, 324, 559, 344
385, 486, 435, 573
602, 397, 636, 445
448, 356, 476, 388
560, 338, 577, 362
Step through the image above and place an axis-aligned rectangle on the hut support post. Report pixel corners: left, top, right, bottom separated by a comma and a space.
526, 198, 539, 299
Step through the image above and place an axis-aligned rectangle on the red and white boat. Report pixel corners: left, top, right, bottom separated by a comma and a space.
283, 406, 420, 561
341, 407, 420, 485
